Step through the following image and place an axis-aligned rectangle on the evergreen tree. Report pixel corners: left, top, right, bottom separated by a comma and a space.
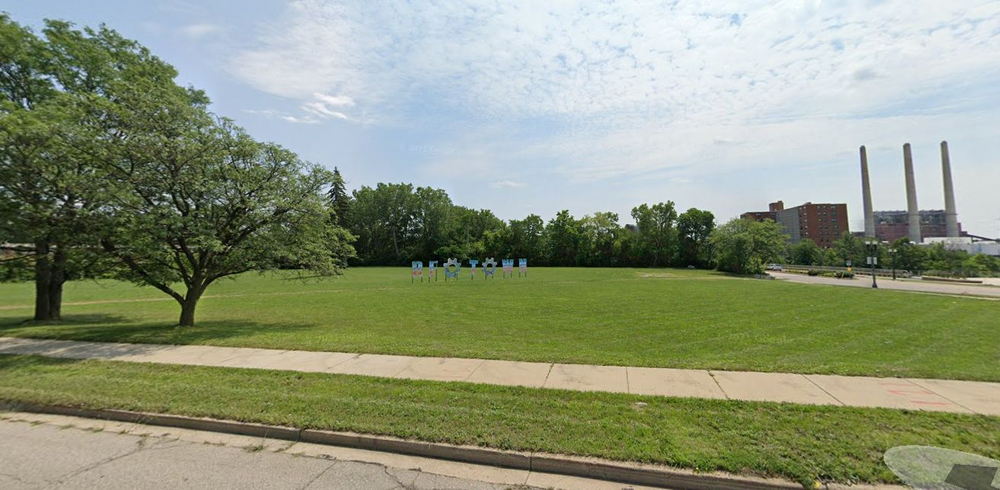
327, 167, 351, 226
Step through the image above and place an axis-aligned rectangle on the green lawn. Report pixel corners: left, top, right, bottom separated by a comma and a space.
1, 354, 997, 486
1, 267, 998, 380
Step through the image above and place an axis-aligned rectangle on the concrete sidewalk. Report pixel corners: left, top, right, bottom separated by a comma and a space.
771, 271, 1000, 298
1, 337, 997, 416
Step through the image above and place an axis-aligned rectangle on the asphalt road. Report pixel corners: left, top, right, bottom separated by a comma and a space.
0, 418, 533, 490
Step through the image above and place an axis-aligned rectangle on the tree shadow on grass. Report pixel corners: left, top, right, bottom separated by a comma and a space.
0, 313, 321, 348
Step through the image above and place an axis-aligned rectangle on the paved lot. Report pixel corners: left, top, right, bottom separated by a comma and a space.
2, 337, 998, 415
0, 412, 654, 490
771, 271, 1000, 298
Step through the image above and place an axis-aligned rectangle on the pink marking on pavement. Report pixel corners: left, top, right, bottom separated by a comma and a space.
887, 389, 934, 396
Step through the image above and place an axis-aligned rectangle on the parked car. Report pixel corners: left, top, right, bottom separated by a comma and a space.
766, 264, 783, 271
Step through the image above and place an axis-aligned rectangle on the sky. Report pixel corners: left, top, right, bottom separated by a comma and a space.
5, 0, 1000, 236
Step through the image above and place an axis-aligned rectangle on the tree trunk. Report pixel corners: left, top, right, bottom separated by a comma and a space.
48, 246, 66, 320
177, 286, 204, 327
33, 241, 53, 321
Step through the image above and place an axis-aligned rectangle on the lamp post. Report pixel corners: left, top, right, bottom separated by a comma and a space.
865, 240, 879, 289
891, 248, 897, 280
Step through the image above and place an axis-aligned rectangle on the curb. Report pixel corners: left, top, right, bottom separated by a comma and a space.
2, 401, 810, 489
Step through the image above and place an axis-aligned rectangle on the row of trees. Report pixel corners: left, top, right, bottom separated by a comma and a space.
334, 182, 718, 269
334, 176, 1000, 277
0, 17, 355, 326
787, 234, 1000, 277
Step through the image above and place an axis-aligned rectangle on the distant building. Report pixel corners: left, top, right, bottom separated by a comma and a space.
741, 201, 848, 248
923, 237, 1000, 256
873, 210, 964, 243
740, 201, 783, 223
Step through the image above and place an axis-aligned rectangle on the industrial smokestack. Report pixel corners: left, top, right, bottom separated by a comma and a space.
903, 143, 921, 243
859, 146, 875, 238
940, 141, 959, 237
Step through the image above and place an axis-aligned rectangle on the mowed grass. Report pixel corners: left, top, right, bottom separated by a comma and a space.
2, 355, 998, 486
1, 267, 998, 381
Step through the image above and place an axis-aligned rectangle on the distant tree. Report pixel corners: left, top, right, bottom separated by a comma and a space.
545, 210, 581, 266
923, 242, 967, 276
507, 214, 546, 262
821, 248, 840, 267
578, 212, 625, 266
709, 218, 788, 275
888, 238, 924, 274
832, 232, 868, 268
630, 202, 679, 267
677, 208, 715, 268
326, 167, 352, 226
100, 118, 355, 326
349, 183, 417, 264
789, 239, 823, 266
410, 186, 453, 258
444, 207, 504, 260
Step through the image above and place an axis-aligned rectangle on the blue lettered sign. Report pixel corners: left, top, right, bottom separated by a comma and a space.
411, 261, 423, 282
483, 258, 497, 278
444, 258, 461, 280
501, 259, 514, 277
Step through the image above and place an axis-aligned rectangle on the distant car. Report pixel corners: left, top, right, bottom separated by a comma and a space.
766, 264, 783, 271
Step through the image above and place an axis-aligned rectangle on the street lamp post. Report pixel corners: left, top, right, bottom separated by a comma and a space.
866, 240, 879, 289
888, 247, 897, 280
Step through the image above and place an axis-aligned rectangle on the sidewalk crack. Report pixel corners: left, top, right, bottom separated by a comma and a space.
801, 375, 844, 406
707, 371, 730, 400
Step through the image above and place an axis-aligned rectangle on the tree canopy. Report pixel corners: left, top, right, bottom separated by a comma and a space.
1, 16, 355, 326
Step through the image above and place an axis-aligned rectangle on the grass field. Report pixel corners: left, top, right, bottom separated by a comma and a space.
2, 267, 998, 380
2, 354, 998, 486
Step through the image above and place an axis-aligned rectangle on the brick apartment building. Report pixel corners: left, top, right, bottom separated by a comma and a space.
740, 201, 848, 248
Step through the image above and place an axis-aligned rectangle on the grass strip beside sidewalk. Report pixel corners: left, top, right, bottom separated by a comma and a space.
1, 354, 997, 486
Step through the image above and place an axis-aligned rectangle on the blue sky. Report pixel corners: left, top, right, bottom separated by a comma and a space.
5, 0, 1000, 235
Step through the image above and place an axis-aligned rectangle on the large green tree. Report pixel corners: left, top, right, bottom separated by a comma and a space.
544, 210, 582, 266
0, 17, 163, 320
101, 116, 354, 326
630, 202, 678, 267
710, 218, 788, 275
349, 183, 417, 264
677, 208, 715, 268
507, 214, 545, 262
578, 212, 625, 267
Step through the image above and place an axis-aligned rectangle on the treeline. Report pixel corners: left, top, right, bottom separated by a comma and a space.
787, 234, 1000, 277
333, 182, 717, 268
0, 17, 355, 326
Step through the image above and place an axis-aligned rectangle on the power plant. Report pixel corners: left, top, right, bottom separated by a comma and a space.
858, 141, 962, 244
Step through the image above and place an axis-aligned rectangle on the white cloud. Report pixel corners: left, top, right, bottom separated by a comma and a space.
490, 180, 526, 189
180, 23, 221, 39
229, 0, 1000, 189
281, 115, 320, 124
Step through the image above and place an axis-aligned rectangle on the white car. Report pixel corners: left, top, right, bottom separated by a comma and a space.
766, 264, 783, 271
